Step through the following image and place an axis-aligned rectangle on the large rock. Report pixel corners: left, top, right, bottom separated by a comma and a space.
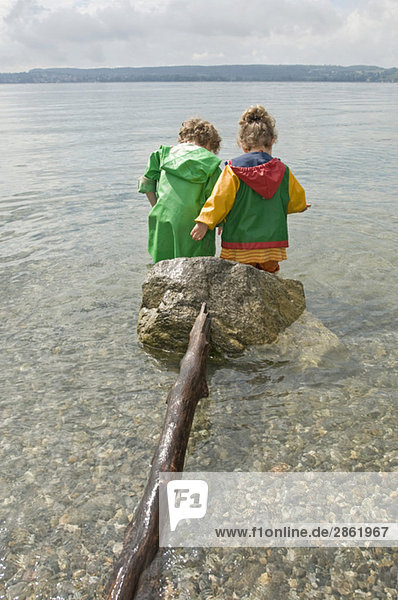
137, 257, 306, 356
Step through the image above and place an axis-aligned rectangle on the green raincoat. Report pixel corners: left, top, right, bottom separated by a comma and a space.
138, 143, 221, 263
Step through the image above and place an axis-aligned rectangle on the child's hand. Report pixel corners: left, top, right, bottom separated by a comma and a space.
191, 222, 209, 241
301, 203, 312, 212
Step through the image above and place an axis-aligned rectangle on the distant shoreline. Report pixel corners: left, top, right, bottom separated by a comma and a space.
1, 64, 397, 84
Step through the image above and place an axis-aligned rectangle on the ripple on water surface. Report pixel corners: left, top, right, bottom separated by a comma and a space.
0, 82, 397, 599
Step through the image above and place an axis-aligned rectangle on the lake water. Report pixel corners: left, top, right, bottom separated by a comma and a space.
0, 82, 397, 599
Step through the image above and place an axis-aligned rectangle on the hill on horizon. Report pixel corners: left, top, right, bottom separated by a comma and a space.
1, 64, 397, 83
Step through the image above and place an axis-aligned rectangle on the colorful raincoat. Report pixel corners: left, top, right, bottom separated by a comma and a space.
138, 143, 221, 263
195, 151, 306, 265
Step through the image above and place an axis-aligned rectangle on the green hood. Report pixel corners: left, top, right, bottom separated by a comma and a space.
161, 144, 221, 183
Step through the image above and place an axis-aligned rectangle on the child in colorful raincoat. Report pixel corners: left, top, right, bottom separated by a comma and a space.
191, 105, 310, 273
138, 118, 222, 263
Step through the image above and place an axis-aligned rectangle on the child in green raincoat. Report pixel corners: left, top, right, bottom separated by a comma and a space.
138, 118, 222, 263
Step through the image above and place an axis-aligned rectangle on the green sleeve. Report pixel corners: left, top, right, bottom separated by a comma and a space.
204, 166, 222, 199
138, 149, 161, 194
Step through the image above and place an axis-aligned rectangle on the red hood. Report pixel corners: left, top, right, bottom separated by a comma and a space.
229, 158, 286, 199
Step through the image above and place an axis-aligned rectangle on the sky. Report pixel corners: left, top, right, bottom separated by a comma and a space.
0, 0, 397, 72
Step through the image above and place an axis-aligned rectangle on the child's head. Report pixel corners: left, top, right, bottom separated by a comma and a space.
178, 118, 221, 154
237, 105, 277, 152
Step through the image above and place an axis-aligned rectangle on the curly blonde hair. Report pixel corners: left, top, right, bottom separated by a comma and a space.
178, 117, 221, 154
238, 105, 277, 151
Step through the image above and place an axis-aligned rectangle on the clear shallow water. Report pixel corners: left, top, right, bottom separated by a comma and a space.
0, 82, 397, 599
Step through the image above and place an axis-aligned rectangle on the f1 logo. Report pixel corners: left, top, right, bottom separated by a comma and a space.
167, 480, 208, 531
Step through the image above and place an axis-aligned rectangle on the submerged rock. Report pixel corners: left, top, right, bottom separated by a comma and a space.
264, 310, 342, 367
137, 257, 306, 356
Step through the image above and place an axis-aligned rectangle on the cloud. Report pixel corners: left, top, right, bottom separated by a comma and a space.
5, 0, 143, 45
177, 0, 343, 39
192, 52, 225, 62
0, 0, 397, 71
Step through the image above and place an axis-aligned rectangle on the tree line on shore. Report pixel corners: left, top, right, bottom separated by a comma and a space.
1, 64, 397, 84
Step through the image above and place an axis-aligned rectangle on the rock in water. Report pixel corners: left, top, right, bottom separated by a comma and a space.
137, 257, 306, 356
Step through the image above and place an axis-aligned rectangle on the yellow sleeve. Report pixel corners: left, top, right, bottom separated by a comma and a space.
287, 171, 307, 214
195, 164, 240, 230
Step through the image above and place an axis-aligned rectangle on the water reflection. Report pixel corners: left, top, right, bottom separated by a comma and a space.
0, 82, 396, 598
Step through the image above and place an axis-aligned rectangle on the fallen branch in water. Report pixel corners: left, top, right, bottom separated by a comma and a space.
105, 302, 211, 599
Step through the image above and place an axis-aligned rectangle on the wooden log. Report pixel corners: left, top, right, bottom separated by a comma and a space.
133, 555, 164, 599
105, 302, 211, 599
